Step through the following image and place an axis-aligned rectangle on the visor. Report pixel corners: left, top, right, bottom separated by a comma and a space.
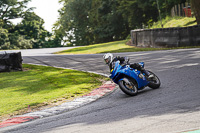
105, 58, 109, 64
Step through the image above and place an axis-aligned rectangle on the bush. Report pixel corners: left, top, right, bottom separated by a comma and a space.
0, 29, 33, 50
0, 28, 11, 49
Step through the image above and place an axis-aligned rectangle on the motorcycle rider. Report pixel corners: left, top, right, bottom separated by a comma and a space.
103, 53, 153, 79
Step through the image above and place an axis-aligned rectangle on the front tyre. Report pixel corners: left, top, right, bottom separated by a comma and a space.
147, 71, 161, 89
118, 78, 138, 96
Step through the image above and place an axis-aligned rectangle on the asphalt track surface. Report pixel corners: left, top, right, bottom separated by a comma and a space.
1, 48, 200, 133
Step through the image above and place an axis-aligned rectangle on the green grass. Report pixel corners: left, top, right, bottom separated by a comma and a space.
55, 40, 166, 54
55, 40, 132, 54
151, 16, 197, 28
55, 40, 200, 55
0, 64, 108, 119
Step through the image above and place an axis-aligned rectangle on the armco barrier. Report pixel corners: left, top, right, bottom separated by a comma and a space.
131, 25, 200, 48
0, 52, 23, 72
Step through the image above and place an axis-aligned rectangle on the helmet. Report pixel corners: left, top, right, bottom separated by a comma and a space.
103, 53, 113, 64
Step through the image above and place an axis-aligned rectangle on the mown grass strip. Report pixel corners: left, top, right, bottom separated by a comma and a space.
55, 40, 200, 55
0, 64, 108, 119
55, 40, 131, 54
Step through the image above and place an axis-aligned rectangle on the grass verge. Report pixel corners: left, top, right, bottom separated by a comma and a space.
0, 64, 108, 121
151, 16, 197, 28
55, 40, 131, 54
55, 40, 200, 55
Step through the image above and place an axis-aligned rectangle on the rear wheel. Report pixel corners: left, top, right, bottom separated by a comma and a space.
147, 71, 161, 89
118, 78, 138, 96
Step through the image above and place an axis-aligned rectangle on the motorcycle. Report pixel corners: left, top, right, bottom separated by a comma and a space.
109, 61, 161, 96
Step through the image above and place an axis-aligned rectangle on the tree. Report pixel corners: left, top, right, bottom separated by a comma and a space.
8, 32, 33, 49
55, 0, 94, 46
92, 0, 129, 42
190, 0, 200, 24
0, 0, 58, 49
0, 27, 10, 49
0, 0, 32, 20
117, 0, 159, 29
0, 0, 32, 29
0, 27, 34, 50
55, 0, 130, 46
55, 0, 191, 46
0, 0, 36, 49
15, 12, 51, 48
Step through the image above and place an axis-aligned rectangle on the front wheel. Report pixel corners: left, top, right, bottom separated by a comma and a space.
147, 71, 161, 89
118, 78, 138, 96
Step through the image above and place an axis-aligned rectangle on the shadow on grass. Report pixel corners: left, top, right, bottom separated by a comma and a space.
184, 20, 197, 27
0, 65, 102, 95
0, 64, 105, 116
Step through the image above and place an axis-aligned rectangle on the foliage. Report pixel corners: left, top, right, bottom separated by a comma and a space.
55, 0, 190, 46
1, 0, 199, 49
0, 27, 10, 49
14, 12, 51, 48
0, 0, 61, 50
0, 27, 33, 49
117, 0, 158, 29
91, 0, 129, 43
0, 0, 32, 29
9, 33, 33, 49
55, 0, 130, 46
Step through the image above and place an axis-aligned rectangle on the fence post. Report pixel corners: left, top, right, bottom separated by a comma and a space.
185, 2, 188, 17
181, 3, 184, 16
175, 5, 178, 16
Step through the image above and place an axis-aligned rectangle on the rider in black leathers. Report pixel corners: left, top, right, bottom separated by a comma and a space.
103, 53, 153, 79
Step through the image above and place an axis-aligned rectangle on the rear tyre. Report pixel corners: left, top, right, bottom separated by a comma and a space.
147, 71, 161, 89
118, 78, 138, 96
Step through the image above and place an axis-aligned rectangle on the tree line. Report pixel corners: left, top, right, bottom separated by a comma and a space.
0, 0, 61, 50
1, 0, 200, 49
54, 0, 190, 46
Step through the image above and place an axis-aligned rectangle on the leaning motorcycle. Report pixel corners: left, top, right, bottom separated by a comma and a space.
109, 61, 161, 96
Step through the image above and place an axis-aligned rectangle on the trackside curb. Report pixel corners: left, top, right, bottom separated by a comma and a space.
0, 81, 116, 128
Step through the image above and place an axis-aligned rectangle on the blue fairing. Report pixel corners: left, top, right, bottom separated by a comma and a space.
110, 61, 149, 89
139, 62, 144, 68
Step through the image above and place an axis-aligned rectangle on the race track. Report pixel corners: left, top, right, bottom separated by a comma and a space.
1, 48, 200, 133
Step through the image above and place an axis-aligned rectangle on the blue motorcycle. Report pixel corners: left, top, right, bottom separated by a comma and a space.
110, 61, 161, 96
